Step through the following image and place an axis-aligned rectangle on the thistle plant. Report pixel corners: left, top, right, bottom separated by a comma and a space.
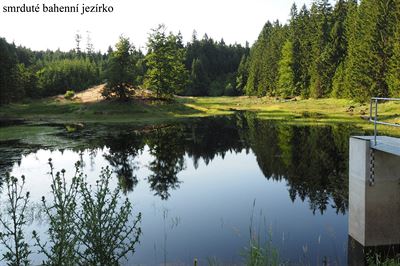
32, 158, 81, 265
1, 159, 142, 265
76, 166, 141, 265
0, 174, 31, 266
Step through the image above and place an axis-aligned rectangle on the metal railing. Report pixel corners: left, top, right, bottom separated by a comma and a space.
369, 97, 400, 145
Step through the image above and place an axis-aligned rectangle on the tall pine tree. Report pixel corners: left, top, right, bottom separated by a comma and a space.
102, 36, 139, 100
387, 2, 400, 97
245, 21, 287, 96
345, 0, 398, 100
330, 0, 351, 98
309, 0, 333, 98
278, 40, 295, 97
145, 24, 189, 99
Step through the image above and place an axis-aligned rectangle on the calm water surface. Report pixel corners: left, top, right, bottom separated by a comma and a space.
0, 113, 368, 265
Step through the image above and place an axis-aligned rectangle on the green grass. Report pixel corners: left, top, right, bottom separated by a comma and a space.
1, 96, 399, 136
367, 256, 400, 266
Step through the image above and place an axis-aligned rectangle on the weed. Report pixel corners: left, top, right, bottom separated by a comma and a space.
0, 174, 31, 266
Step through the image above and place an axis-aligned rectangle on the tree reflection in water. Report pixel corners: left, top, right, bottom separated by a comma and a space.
243, 113, 353, 214
147, 126, 185, 200
103, 132, 144, 193
0, 113, 367, 213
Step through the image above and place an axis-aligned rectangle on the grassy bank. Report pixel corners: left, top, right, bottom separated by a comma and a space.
1, 96, 399, 136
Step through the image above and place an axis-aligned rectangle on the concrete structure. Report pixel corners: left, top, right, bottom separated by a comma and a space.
349, 136, 400, 247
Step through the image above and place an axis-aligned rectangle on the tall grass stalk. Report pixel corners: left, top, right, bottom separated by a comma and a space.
367, 252, 400, 266
245, 199, 281, 266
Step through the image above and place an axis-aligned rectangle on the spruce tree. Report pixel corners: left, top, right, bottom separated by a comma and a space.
0, 39, 25, 104
245, 22, 273, 96
278, 40, 295, 97
345, 0, 398, 100
342, 0, 359, 98
387, 2, 400, 97
245, 21, 286, 96
309, 0, 333, 98
288, 3, 302, 96
190, 58, 209, 96
102, 36, 139, 101
330, 0, 350, 98
235, 54, 249, 94
297, 5, 313, 97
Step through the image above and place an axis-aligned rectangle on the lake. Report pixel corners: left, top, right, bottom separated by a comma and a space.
0, 113, 369, 265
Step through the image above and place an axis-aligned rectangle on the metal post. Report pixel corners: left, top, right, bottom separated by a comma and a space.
368, 97, 400, 145
369, 99, 373, 120
374, 99, 378, 145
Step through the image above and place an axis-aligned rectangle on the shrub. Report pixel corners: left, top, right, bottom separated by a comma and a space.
64, 90, 75, 100
77, 167, 142, 264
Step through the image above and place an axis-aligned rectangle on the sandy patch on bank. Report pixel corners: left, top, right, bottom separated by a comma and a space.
74, 84, 105, 103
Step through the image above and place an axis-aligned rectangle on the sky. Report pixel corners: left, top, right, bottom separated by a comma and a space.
0, 0, 327, 52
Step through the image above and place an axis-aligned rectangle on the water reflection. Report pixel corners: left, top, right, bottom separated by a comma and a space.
103, 132, 144, 193
1, 113, 373, 264
147, 127, 186, 200
242, 116, 351, 214
0, 113, 365, 213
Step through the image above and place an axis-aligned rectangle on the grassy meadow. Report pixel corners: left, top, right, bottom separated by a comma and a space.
0, 92, 400, 140
1, 95, 399, 137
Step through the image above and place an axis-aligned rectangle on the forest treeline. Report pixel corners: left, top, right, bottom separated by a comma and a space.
1, 0, 399, 104
242, 0, 400, 100
0, 37, 105, 104
0, 29, 247, 103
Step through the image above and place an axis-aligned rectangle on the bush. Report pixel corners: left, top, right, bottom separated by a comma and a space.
224, 83, 235, 96
1, 159, 142, 265
64, 90, 75, 100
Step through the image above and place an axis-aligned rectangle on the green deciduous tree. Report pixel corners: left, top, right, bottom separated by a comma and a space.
145, 24, 189, 99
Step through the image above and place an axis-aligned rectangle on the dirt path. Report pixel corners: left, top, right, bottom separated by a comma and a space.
74, 84, 105, 103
